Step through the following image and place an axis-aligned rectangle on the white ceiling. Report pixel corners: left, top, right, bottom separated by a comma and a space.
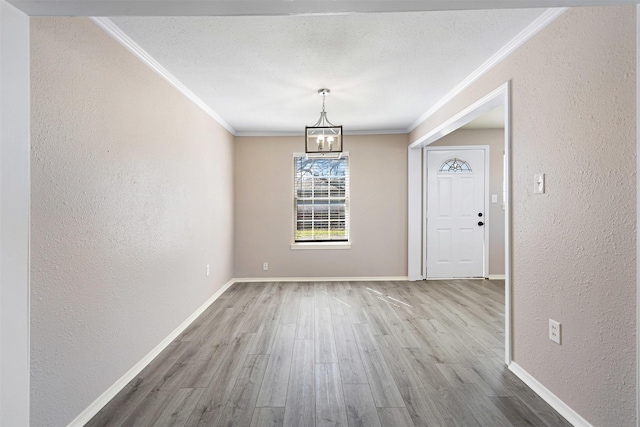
11, 0, 630, 136
109, 9, 545, 135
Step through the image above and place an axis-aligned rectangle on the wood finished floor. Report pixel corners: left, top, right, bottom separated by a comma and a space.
87, 280, 571, 427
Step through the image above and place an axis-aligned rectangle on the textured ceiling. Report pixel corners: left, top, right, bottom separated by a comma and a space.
110, 9, 546, 134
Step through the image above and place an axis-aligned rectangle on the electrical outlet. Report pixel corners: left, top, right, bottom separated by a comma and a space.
549, 319, 561, 344
206, 264, 210, 276
263, 262, 269, 271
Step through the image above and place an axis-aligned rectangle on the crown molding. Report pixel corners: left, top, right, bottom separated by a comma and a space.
235, 129, 408, 137
90, 17, 237, 136
408, 7, 568, 133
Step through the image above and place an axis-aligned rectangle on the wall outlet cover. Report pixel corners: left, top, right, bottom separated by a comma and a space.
549, 319, 561, 344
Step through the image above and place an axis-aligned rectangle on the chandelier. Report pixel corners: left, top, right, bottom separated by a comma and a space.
305, 88, 343, 155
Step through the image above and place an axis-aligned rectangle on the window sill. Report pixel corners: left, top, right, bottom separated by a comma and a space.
290, 242, 351, 250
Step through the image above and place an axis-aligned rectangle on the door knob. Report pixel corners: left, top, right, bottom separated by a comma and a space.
478, 213, 483, 217
478, 221, 484, 226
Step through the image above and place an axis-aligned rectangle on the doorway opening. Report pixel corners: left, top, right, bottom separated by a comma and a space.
407, 81, 512, 364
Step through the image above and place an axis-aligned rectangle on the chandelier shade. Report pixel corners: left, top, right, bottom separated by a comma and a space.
305, 89, 343, 155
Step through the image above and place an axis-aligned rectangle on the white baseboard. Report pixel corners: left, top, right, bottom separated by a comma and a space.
233, 276, 409, 283
509, 362, 592, 427
68, 278, 236, 427
489, 274, 506, 280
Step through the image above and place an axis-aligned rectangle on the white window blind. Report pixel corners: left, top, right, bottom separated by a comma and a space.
294, 155, 349, 242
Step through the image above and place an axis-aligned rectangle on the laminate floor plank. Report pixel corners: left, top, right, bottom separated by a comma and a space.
88, 280, 570, 427
455, 383, 514, 427
426, 388, 482, 427
296, 297, 315, 340
180, 314, 250, 388
377, 304, 423, 349
240, 296, 277, 335
376, 407, 415, 427
490, 396, 548, 427
342, 383, 382, 427
177, 300, 230, 343
315, 363, 348, 427
121, 348, 204, 426
428, 299, 504, 351
408, 317, 467, 364
256, 324, 296, 407
315, 306, 338, 363
332, 314, 368, 384
360, 304, 391, 336
401, 348, 450, 394
178, 340, 231, 389
247, 315, 280, 356
215, 353, 269, 427
186, 333, 256, 426
340, 282, 368, 313
432, 283, 503, 326
375, 335, 449, 426
351, 323, 406, 408
279, 286, 301, 325
250, 407, 285, 427
86, 341, 189, 427
284, 339, 316, 427
154, 388, 205, 427
429, 317, 494, 359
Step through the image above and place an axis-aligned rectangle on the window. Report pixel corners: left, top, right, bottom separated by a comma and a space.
294, 155, 349, 242
439, 157, 472, 173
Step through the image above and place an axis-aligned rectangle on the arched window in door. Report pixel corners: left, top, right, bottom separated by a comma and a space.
439, 157, 472, 173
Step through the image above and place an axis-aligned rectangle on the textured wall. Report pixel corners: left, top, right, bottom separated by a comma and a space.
30, 17, 235, 426
411, 7, 636, 425
431, 128, 505, 276
235, 134, 408, 278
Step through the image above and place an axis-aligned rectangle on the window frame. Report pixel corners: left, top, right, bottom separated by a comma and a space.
291, 152, 351, 250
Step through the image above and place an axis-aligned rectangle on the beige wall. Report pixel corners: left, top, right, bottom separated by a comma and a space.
235, 134, 408, 278
431, 128, 505, 276
30, 17, 235, 426
411, 7, 636, 425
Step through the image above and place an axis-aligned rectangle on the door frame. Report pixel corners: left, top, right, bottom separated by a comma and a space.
423, 146, 490, 279
407, 81, 512, 365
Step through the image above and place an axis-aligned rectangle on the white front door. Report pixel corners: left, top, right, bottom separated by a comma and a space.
426, 149, 486, 278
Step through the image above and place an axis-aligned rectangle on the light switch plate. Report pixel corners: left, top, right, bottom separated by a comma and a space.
492, 194, 498, 203
534, 174, 545, 194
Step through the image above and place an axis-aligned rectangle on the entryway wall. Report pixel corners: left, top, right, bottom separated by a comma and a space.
430, 129, 505, 277
409, 6, 636, 426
